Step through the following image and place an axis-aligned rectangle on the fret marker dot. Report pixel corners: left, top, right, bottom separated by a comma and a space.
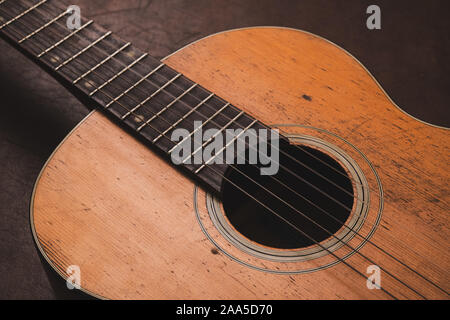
134, 115, 145, 123
50, 55, 60, 63
84, 82, 93, 88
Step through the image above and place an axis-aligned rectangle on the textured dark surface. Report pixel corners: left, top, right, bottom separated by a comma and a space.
0, 0, 448, 299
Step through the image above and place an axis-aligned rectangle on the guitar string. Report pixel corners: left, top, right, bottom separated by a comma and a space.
17, 0, 449, 215
0, 1, 446, 298
0, 21, 402, 300
2, 1, 446, 297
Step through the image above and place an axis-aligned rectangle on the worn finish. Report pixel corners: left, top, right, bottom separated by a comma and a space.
31, 28, 449, 299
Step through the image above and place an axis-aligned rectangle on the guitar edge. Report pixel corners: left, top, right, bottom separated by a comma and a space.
31, 27, 449, 299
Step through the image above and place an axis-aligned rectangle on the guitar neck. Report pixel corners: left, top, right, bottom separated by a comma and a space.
0, 0, 275, 194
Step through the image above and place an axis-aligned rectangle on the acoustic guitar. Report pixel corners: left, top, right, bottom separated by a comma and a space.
1, 0, 448, 299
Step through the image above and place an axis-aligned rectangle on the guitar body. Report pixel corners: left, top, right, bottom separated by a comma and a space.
31, 27, 449, 299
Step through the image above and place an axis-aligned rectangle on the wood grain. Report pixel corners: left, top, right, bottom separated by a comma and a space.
31, 27, 449, 299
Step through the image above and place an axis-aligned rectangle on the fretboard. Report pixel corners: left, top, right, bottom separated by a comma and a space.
0, 0, 278, 194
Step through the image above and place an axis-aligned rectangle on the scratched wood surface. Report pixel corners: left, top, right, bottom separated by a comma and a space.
31, 27, 449, 299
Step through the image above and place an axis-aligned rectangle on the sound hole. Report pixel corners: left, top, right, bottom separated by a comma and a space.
221, 140, 355, 249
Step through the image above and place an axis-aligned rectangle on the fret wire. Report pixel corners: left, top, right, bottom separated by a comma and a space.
37, 20, 93, 57
54, 31, 112, 71
55, 60, 178, 149
90, 53, 151, 96
194, 119, 257, 173
137, 83, 198, 132
18, 10, 67, 43
181, 110, 243, 163
105, 63, 166, 109
0, 0, 47, 30
73, 42, 131, 84
152, 93, 215, 143
103, 63, 167, 111
63, 64, 178, 149
121, 73, 181, 119
169, 102, 231, 154
105, 62, 165, 107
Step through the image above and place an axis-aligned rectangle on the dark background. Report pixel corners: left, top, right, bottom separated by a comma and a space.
0, 0, 448, 299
